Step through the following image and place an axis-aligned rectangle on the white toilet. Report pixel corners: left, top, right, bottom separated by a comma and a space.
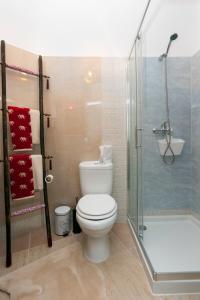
76, 161, 117, 263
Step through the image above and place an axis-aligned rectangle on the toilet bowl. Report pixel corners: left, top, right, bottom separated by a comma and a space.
76, 160, 117, 263
76, 194, 117, 263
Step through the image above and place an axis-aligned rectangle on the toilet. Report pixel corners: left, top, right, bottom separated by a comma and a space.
76, 161, 117, 263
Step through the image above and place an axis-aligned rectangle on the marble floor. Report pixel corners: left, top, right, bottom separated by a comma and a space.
0, 223, 200, 300
0, 227, 70, 277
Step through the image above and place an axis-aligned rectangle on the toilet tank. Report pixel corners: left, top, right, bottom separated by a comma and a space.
79, 161, 113, 195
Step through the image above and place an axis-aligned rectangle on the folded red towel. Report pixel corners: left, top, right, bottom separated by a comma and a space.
9, 154, 35, 201
8, 106, 32, 151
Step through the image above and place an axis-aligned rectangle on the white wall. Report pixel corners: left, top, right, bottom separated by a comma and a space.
0, 0, 199, 57
141, 0, 200, 57
0, 0, 148, 57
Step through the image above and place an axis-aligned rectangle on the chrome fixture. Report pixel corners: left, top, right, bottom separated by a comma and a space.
128, 0, 152, 59
159, 33, 178, 61
153, 121, 173, 136
157, 33, 178, 165
135, 127, 143, 148
139, 224, 147, 231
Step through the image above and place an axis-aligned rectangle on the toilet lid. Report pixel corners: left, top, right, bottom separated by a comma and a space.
77, 194, 116, 217
76, 205, 117, 221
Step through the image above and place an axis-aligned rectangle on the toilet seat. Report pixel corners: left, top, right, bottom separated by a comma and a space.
77, 205, 117, 220
77, 194, 117, 220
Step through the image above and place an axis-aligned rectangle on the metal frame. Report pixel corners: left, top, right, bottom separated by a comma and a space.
128, 0, 152, 59
0, 41, 52, 267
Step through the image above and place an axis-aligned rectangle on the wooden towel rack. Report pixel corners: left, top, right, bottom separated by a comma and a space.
0, 40, 52, 267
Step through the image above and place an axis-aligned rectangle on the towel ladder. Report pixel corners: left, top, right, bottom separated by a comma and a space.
0, 40, 52, 267
11, 204, 45, 217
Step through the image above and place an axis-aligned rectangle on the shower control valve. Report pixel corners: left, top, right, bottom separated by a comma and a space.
152, 122, 173, 136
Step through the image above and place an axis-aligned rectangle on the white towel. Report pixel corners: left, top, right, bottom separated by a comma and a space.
31, 155, 43, 191
30, 109, 40, 144
99, 145, 112, 163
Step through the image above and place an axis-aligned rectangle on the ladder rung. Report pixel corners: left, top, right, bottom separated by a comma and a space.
11, 204, 45, 217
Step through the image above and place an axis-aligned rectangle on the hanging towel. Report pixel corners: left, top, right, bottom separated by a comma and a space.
8, 106, 32, 151
9, 154, 35, 201
31, 155, 43, 191
30, 109, 40, 144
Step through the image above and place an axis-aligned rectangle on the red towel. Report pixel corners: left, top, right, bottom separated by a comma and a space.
9, 154, 35, 201
8, 106, 32, 151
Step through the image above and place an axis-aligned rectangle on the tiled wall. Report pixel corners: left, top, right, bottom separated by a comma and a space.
191, 50, 200, 216
43, 57, 103, 213
142, 57, 192, 215
101, 59, 127, 222
44, 57, 127, 223
0, 43, 127, 254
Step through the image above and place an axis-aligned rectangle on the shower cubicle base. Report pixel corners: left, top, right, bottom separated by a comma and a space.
128, 215, 200, 295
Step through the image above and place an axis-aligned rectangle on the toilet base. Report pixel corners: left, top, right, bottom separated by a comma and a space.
84, 235, 110, 263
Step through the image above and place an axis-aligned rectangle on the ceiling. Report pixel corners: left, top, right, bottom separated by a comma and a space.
0, 0, 148, 56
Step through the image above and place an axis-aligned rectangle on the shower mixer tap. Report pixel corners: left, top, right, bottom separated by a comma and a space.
152, 121, 173, 136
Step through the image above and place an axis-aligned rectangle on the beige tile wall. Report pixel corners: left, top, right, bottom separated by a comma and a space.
0, 43, 127, 260
101, 59, 127, 222
43, 57, 103, 211
44, 57, 127, 222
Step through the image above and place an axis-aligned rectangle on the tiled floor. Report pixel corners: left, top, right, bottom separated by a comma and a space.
0, 224, 200, 299
0, 229, 78, 277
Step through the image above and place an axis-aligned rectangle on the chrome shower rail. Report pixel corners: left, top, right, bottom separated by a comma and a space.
128, 0, 152, 59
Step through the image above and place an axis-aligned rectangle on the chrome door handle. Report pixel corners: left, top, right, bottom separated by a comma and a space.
135, 127, 143, 148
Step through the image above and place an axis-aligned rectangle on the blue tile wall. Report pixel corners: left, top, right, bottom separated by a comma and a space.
191, 50, 200, 214
142, 57, 192, 214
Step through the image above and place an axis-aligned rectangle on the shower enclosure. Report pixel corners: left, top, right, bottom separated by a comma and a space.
127, 0, 200, 294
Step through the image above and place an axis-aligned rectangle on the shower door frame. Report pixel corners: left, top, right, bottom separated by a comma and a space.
127, 53, 200, 285
127, 34, 157, 281
127, 41, 143, 238
127, 43, 200, 286
127, 0, 200, 288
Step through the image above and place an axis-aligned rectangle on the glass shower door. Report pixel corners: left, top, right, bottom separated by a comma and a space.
128, 35, 144, 238
135, 36, 144, 239
127, 46, 138, 232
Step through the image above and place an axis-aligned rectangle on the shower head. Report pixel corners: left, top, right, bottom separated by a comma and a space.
166, 33, 178, 55
159, 33, 178, 61
170, 33, 178, 41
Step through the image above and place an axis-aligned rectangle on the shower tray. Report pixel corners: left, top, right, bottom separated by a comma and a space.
128, 215, 200, 294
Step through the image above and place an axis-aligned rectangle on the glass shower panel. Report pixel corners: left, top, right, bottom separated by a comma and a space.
128, 0, 200, 288
136, 1, 200, 278
135, 36, 144, 239
127, 46, 138, 232
127, 35, 144, 236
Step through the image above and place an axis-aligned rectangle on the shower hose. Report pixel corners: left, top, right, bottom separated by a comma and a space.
162, 56, 175, 165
